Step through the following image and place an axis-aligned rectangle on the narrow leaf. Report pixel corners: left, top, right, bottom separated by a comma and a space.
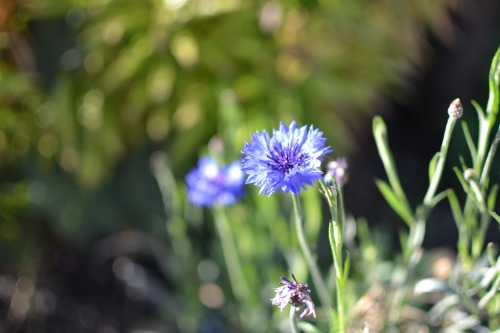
428, 152, 439, 183
461, 121, 477, 161
486, 46, 500, 118
342, 253, 350, 285
373, 116, 410, 206
487, 184, 499, 211
328, 221, 336, 263
458, 155, 468, 171
428, 190, 449, 208
471, 100, 486, 122
489, 210, 500, 223
375, 179, 413, 225
447, 190, 465, 227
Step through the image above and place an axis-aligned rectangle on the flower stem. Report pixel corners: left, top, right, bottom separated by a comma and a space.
291, 194, 333, 328
321, 179, 347, 333
289, 306, 299, 333
213, 205, 249, 303
423, 115, 458, 206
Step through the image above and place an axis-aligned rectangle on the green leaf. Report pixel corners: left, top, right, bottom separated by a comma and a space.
328, 221, 336, 263
373, 117, 408, 202
447, 190, 465, 227
489, 210, 500, 223
461, 121, 477, 161
487, 184, 499, 211
428, 190, 449, 208
428, 152, 439, 183
486, 46, 500, 120
458, 155, 468, 172
373, 116, 413, 223
342, 252, 350, 285
375, 179, 413, 225
471, 100, 486, 122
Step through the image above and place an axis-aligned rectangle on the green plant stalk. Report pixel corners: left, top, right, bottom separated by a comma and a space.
213, 204, 249, 303
462, 47, 500, 264
289, 306, 299, 333
423, 115, 459, 206
479, 127, 500, 187
389, 113, 458, 326
329, 222, 346, 333
476, 46, 500, 174
373, 116, 413, 225
461, 128, 497, 263
291, 194, 333, 329
320, 179, 347, 333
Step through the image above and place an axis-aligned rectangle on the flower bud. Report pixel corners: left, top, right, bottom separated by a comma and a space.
463, 168, 476, 181
448, 98, 463, 119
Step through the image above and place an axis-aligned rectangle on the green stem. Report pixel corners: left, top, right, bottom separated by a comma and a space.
291, 194, 333, 328
213, 205, 249, 303
329, 221, 346, 333
321, 180, 347, 333
289, 306, 299, 333
423, 115, 458, 205
479, 127, 500, 187
388, 112, 458, 326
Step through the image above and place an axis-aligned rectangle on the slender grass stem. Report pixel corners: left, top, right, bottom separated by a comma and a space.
213, 205, 249, 303
291, 194, 333, 328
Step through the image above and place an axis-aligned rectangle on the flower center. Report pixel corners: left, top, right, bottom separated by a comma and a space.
267, 144, 306, 174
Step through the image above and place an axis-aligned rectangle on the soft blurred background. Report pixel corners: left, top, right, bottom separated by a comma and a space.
0, 0, 499, 332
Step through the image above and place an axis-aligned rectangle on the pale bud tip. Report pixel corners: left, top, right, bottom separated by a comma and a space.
463, 168, 476, 181
448, 98, 463, 119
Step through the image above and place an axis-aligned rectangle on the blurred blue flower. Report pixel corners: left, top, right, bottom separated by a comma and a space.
186, 157, 245, 206
241, 121, 331, 195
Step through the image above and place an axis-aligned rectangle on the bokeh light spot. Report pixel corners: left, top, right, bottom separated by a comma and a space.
197, 259, 220, 282
77, 90, 104, 130
59, 147, 80, 173
198, 283, 224, 308
11, 133, 30, 156
37, 133, 58, 158
147, 112, 170, 141
172, 101, 201, 130
170, 34, 198, 68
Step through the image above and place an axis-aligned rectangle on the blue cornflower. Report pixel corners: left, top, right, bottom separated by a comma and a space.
241, 121, 331, 195
186, 157, 245, 206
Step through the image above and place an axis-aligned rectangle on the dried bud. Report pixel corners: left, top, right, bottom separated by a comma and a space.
448, 98, 463, 119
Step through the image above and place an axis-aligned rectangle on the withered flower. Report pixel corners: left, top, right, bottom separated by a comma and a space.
271, 274, 316, 318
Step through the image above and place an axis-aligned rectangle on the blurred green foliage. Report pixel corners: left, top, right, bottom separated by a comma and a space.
0, 0, 454, 244
0, 0, 475, 332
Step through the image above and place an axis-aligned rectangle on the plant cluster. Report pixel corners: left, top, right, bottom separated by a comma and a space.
170, 47, 500, 332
